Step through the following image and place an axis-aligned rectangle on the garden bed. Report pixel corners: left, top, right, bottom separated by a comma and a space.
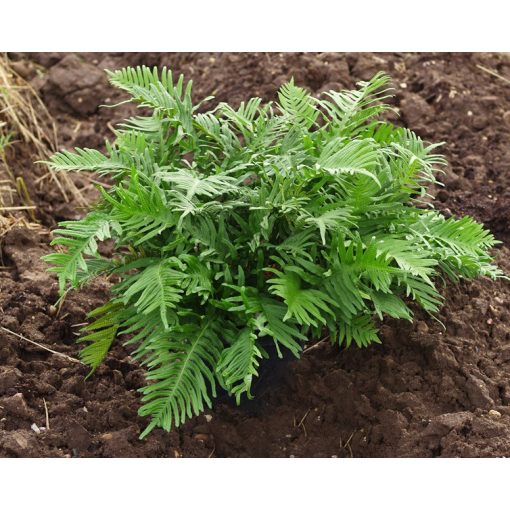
1, 52, 510, 457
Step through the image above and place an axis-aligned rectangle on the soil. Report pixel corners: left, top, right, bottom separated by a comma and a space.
2, 52, 510, 457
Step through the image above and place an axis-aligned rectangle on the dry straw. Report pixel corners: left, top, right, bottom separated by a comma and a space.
0, 53, 86, 233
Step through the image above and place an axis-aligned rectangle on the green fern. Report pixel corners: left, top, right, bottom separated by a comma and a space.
43, 212, 116, 292
78, 301, 123, 375
137, 318, 223, 438
42, 66, 504, 437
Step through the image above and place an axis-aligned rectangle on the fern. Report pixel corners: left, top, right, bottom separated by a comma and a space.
278, 79, 319, 129
216, 328, 265, 404
137, 318, 223, 438
42, 66, 504, 437
43, 212, 116, 292
78, 301, 123, 375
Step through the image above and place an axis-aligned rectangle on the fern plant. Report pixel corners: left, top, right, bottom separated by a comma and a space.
42, 67, 503, 438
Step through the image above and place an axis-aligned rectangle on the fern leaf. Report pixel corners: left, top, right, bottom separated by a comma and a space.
78, 301, 123, 376
42, 148, 129, 176
319, 71, 394, 134
42, 212, 114, 292
338, 314, 381, 348
375, 237, 438, 284
267, 269, 335, 327
370, 290, 412, 321
300, 206, 354, 244
318, 139, 381, 185
216, 328, 264, 404
157, 168, 239, 200
138, 319, 223, 438
121, 258, 184, 329
278, 79, 319, 129
107, 66, 194, 131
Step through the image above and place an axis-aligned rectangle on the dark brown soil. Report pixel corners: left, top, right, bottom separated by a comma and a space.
2, 52, 510, 457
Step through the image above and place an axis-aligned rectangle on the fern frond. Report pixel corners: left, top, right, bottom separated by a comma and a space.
375, 236, 438, 284
41, 148, 129, 176
78, 301, 123, 376
157, 168, 239, 200
42, 212, 115, 292
138, 319, 223, 438
121, 258, 184, 329
278, 79, 319, 129
299, 206, 354, 245
318, 139, 381, 185
267, 269, 335, 327
337, 314, 381, 348
107, 66, 194, 131
370, 290, 412, 321
319, 71, 394, 134
216, 328, 264, 404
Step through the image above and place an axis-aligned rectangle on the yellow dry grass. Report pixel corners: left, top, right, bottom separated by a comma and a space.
0, 53, 85, 238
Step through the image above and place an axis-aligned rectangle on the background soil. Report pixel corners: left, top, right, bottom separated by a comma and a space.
2, 52, 510, 457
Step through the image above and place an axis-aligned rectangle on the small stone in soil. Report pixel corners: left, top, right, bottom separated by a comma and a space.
416, 321, 429, 335
0, 393, 32, 420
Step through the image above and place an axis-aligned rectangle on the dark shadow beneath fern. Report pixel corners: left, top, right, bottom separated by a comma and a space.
214, 336, 302, 414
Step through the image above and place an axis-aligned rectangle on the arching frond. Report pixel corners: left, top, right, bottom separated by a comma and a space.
41, 148, 129, 177
319, 71, 394, 134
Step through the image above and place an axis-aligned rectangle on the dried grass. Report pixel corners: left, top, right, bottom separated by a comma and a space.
0, 53, 88, 239
0, 53, 86, 211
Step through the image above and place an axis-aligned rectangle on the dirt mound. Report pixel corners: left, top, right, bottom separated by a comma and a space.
1, 52, 510, 457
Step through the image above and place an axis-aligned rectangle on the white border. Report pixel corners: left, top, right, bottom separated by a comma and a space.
1, 458, 507, 509
2, 1, 510, 51
1, 3, 509, 509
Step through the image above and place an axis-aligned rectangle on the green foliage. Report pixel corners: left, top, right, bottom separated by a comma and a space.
42, 66, 503, 437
